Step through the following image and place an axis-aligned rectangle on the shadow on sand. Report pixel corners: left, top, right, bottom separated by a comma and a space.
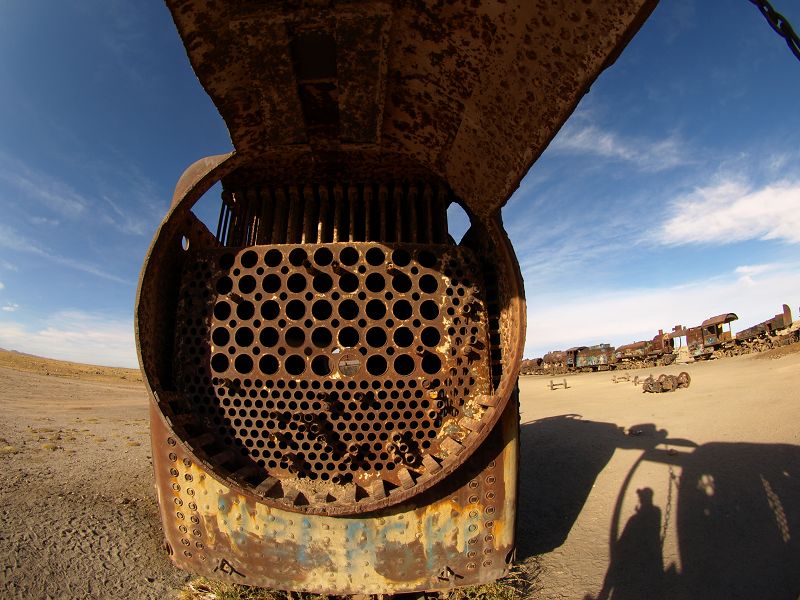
516, 414, 800, 600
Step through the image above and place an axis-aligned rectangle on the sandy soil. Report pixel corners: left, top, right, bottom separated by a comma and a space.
517, 349, 800, 600
1, 347, 798, 599
0, 350, 186, 599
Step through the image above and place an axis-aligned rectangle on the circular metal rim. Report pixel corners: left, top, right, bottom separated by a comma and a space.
136, 153, 526, 516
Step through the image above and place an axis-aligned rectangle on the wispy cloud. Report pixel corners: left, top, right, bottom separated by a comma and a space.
550, 122, 689, 172
29, 216, 60, 227
0, 281, 4, 290
0, 224, 131, 285
2, 303, 19, 313
735, 263, 785, 286
0, 151, 163, 237
0, 260, 17, 272
0, 310, 136, 367
100, 193, 151, 236
0, 155, 88, 217
524, 264, 800, 357
651, 178, 800, 246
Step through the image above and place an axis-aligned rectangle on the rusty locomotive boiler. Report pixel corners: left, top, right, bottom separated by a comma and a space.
135, 0, 658, 593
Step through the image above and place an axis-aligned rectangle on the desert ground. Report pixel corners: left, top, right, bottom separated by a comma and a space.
1, 347, 798, 599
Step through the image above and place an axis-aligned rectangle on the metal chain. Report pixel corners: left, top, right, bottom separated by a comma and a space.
749, 0, 800, 62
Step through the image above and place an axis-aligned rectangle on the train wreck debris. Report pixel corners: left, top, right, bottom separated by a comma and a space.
521, 303, 798, 375
134, 0, 659, 594
642, 372, 691, 393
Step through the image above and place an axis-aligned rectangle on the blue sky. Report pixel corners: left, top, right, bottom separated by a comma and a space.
0, 0, 799, 367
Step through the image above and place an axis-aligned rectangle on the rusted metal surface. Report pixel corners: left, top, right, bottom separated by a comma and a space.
139, 163, 525, 591
164, 0, 658, 217
736, 304, 793, 341
575, 344, 614, 371
137, 0, 660, 593
170, 240, 495, 515
701, 313, 739, 328
688, 314, 738, 359
615, 341, 647, 363
151, 394, 519, 593
641, 372, 691, 393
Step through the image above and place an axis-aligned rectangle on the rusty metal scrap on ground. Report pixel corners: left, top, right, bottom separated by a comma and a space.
135, 0, 659, 594
641, 372, 691, 393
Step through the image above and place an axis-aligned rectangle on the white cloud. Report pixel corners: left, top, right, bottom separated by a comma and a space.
0, 260, 18, 272
0, 281, 4, 290
550, 123, 689, 172
0, 310, 136, 367
735, 263, 784, 287
652, 178, 800, 246
0, 224, 131, 285
524, 265, 800, 358
2, 303, 19, 312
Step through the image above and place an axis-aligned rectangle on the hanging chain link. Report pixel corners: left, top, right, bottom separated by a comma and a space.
749, 0, 800, 62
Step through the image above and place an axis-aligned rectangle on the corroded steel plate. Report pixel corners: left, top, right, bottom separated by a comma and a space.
165, 0, 658, 216
151, 392, 519, 594
167, 242, 498, 515
137, 0, 661, 593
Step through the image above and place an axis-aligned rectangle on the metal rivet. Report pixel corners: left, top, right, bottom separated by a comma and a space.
167, 438, 176, 446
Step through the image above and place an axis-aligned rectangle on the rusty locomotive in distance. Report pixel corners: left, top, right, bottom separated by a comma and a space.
522, 304, 798, 375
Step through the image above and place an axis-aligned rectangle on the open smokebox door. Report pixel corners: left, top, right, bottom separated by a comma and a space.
135, 1, 657, 594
